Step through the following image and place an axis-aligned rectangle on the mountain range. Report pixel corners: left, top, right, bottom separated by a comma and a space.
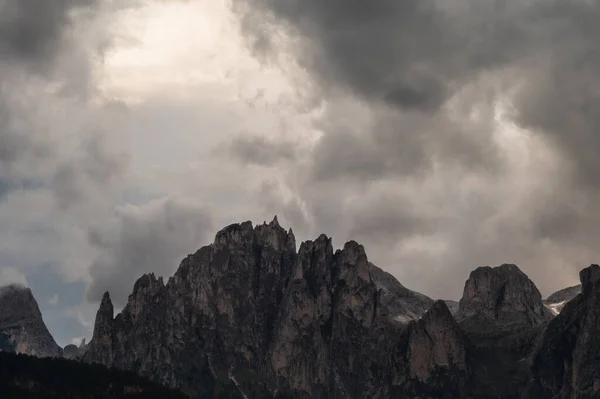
0, 217, 597, 398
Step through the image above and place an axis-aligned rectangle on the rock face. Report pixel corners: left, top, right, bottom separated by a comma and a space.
391, 301, 471, 398
0, 285, 61, 358
82, 218, 441, 398
526, 264, 600, 399
370, 264, 434, 324
443, 300, 460, 316
456, 264, 553, 328
544, 284, 582, 315
63, 339, 87, 360
82, 218, 600, 399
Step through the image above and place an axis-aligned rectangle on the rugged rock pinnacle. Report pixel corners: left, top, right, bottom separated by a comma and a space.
0, 284, 61, 358
456, 264, 553, 327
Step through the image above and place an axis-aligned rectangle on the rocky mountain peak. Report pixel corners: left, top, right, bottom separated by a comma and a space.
336, 241, 370, 283
0, 284, 61, 358
98, 291, 114, 320
580, 263, 600, 295
84, 218, 600, 399
526, 264, 600, 398
370, 264, 434, 324
545, 284, 581, 304
269, 214, 280, 227
83, 218, 440, 397
392, 300, 469, 395
457, 263, 552, 327
85, 291, 116, 365
421, 299, 455, 325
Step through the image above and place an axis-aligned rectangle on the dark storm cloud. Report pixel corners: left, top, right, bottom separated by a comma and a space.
511, 1, 600, 191
0, 0, 97, 68
233, 0, 600, 188
234, 0, 529, 110
231, 0, 600, 297
232, 0, 533, 184
347, 193, 435, 245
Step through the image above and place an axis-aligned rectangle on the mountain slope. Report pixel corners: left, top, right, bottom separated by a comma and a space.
369, 263, 434, 323
543, 284, 581, 316
0, 285, 62, 358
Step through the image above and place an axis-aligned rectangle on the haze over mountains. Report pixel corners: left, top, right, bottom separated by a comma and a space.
0, 218, 596, 398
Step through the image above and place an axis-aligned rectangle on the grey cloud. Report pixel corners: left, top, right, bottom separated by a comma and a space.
346, 193, 436, 246
232, 0, 526, 183
0, 0, 134, 211
52, 128, 129, 210
0, 0, 96, 68
235, 0, 600, 192
229, 0, 600, 299
227, 134, 297, 166
233, 0, 528, 111
86, 197, 215, 305
255, 180, 309, 235
231, 0, 600, 186
309, 103, 502, 183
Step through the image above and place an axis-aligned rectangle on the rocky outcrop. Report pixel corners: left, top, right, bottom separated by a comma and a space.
406, 300, 468, 382
82, 218, 448, 398
456, 264, 553, 328
443, 300, 460, 316
63, 339, 87, 360
544, 284, 581, 315
391, 301, 470, 397
370, 263, 434, 323
0, 285, 62, 358
526, 264, 600, 399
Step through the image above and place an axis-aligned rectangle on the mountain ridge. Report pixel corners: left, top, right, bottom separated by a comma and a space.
79, 217, 594, 398
3, 218, 599, 398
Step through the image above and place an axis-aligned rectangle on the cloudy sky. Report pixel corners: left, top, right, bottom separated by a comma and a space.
1, 0, 599, 346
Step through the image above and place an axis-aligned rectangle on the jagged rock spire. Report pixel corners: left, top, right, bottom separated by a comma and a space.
91, 291, 114, 342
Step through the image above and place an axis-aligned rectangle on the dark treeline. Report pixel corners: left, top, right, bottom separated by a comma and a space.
0, 351, 188, 399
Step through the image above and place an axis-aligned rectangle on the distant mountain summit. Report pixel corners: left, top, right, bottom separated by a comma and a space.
544, 284, 582, 315
456, 264, 553, 328
0, 285, 62, 358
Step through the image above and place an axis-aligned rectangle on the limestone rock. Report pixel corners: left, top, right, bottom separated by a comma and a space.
63, 338, 88, 360
370, 263, 434, 324
0, 285, 61, 358
443, 300, 460, 316
402, 301, 468, 382
456, 264, 553, 328
526, 264, 600, 399
82, 219, 591, 399
82, 220, 423, 398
